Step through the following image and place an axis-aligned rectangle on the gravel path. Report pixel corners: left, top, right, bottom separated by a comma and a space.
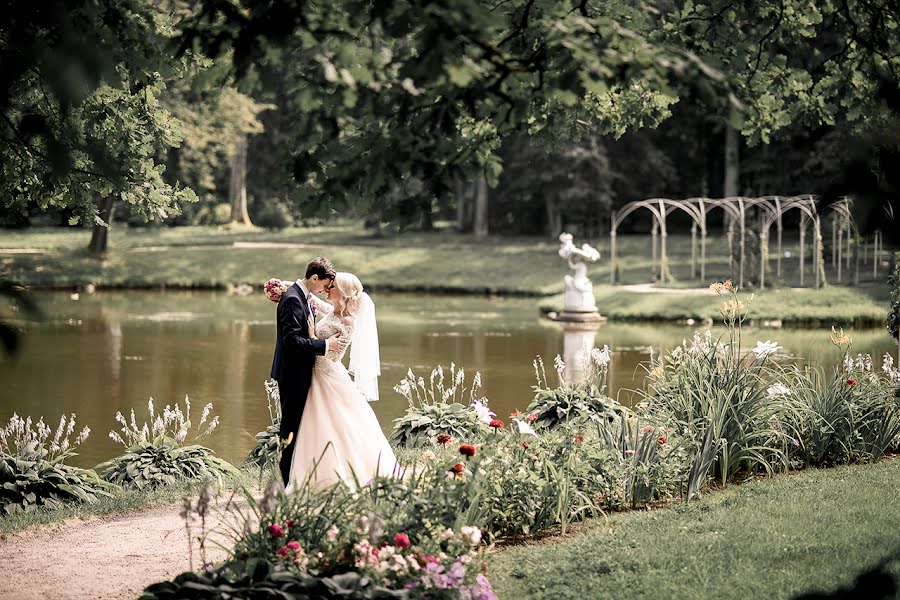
0, 498, 243, 600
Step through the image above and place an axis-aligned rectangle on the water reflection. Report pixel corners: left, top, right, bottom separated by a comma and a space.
0, 291, 895, 468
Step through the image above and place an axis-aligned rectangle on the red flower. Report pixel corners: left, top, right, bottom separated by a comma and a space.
657, 435, 667, 445
846, 378, 858, 386
489, 419, 504, 429
450, 463, 465, 474
572, 433, 585, 444
275, 546, 291, 557
286, 541, 301, 550
394, 533, 411, 549
509, 411, 522, 419
521, 441, 530, 449
459, 444, 476, 457
526, 413, 538, 423
267, 524, 285, 538
285, 519, 296, 529
437, 433, 452, 446
311, 303, 318, 316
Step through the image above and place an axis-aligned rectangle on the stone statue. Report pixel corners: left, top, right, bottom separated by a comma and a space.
558, 233, 600, 313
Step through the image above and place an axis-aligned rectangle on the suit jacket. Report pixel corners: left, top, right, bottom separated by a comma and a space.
271, 282, 327, 446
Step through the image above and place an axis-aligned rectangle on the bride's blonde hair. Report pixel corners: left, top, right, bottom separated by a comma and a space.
334, 272, 363, 317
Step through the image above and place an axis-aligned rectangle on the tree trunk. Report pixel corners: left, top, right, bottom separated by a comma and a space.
229, 134, 252, 225
473, 175, 489, 239
545, 196, 562, 237
455, 179, 471, 232
724, 123, 740, 197
420, 199, 434, 231
88, 195, 115, 254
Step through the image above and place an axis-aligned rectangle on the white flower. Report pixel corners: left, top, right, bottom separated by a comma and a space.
326, 525, 340, 542
591, 345, 611, 368
766, 384, 790, 397
752, 340, 781, 358
422, 449, 436, 460
513, 418, 538, 436
460, 525, 482, 546
470, 401, 495, 424
553, 354, 565, 373
439, 528, 454, 542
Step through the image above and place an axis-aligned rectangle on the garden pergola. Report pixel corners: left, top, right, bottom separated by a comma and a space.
609, 195, 883, 289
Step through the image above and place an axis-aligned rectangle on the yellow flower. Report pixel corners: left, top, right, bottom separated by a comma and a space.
830, 326, 851, 346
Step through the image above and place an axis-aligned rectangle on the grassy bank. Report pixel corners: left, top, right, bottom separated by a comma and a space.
487, 458, 900, 600
0, 225, 893, 325
0, 468, 262, 539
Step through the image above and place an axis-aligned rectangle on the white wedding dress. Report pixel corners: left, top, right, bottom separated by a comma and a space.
286, 308, 399, 492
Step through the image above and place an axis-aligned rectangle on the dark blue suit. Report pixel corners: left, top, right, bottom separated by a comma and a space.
271, 282, 327, 484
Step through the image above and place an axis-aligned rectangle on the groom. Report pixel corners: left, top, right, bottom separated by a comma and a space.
271, 256, 349, 485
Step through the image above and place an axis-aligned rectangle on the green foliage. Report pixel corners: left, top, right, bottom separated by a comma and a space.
141, 558, 406, 600
1, 0, 197, 229
97, 441, 239, 490
0, 281, 41, 357
389, 364, 492, 447
783, 356, 900, 466
244, 380, 282, 470
252, 201, 294, 230
888, 254, 900, 340
526, 349, 626, 429
0, 413, 115, 514
97, 397, 238, 489
181, 0, 731, 222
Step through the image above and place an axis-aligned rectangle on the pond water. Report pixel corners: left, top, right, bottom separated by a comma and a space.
1, 291, 895, 468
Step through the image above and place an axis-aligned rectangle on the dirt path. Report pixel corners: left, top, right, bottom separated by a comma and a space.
0, 498, 243, 600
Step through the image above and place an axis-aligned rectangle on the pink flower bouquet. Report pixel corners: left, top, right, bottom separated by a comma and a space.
264, 278, 290, 303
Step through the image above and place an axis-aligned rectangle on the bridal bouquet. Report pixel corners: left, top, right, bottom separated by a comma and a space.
264, 278, 289, 303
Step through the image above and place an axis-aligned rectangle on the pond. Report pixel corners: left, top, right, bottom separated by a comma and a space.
1, 291, 895, 468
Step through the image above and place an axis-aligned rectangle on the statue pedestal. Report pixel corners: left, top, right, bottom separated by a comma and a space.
561, 322, 601, 385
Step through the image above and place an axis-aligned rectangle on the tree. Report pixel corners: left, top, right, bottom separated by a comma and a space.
1, 0, 198, 252
179, 0, 732, 224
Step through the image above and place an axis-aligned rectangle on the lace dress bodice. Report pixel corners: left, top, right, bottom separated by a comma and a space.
313, 313, 353, 381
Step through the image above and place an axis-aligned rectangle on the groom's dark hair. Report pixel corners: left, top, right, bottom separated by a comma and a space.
305, 256, 336, 280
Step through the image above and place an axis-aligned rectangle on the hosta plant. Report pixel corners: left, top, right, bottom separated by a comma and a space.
0, 413, 116, 514
526, 349, 627, 430
97, 397, 239, 489
389, 364, 496, 447
244, 380, 282, 470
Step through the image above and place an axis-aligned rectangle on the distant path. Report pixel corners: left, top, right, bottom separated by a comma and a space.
622, 283, 713, 295
0, 497, 242, 599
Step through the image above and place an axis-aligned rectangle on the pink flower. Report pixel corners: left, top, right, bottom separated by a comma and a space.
264, 278, 289, 303
526, 413, 538, 423
641, 425, 655, 433
285, 519, 296, 529
275, 546, 291, 557
394, 533, 411, 549
267, 523, 285, 538
286, 541, 301, 550
657, 436, 667, 445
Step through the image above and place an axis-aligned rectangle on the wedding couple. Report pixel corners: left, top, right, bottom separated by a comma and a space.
270, 256, 398, 491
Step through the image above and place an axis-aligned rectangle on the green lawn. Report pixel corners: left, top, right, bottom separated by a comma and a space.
487, 459, 900, 600
0, 225, 893, 324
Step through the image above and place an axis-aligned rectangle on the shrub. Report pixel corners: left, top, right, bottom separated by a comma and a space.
526, 349, 626, 429
141, 558, 407, 600
389, 364, 495, 447
97, 397, 239, 489
0, 413, 115, 514
253, 202, 293, 230
641, 286, 797, 496
783, 350, 900, 466
244, 380, 282, 470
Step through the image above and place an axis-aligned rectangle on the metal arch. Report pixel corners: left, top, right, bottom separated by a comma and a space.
610, 198, 671, 284
608, 194, 837, 289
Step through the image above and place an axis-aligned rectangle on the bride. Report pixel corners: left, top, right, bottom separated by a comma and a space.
286, 272, 400, 492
